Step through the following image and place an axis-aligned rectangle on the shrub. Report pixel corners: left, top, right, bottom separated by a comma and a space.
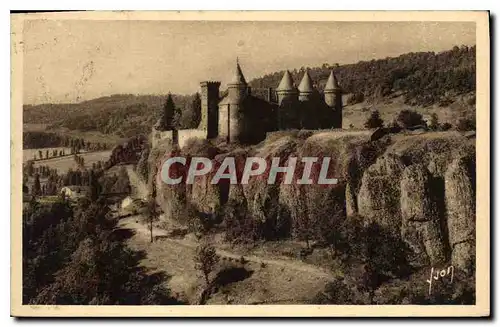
395, 109, 426, 129
456, 117, 476, 131
364, 110, 384, 129
194, 242, 220, 286
311, 278, 356, 304
428, 113, 439, 131
440, 122, 453, 131
347, 92, 365, 105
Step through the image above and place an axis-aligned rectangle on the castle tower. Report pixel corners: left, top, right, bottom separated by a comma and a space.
298, 70, 314, 102
219, 59, 248, 143
324, 70, 343, 128
276, 70, 297, 105
227, 59, 248, 103
199, 81, 221, 139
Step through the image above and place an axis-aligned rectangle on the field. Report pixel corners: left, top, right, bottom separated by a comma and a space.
23, 147, 73, 162
23, 123, 125, 147
28, 150, 112, 173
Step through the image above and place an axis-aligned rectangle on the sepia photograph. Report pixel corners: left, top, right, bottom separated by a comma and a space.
10, 11, 490, 317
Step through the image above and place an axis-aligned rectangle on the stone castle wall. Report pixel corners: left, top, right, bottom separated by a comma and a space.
151, 127, 206, 149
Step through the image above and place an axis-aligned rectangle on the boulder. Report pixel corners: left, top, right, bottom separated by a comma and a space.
357, 154, 404, 234
400, 164, 435, 222
419, 221, 446, 265
445, 157, 475, 270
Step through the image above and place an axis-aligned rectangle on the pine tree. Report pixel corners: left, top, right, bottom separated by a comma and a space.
157, 93, 176, 131
191, 92, 202, 127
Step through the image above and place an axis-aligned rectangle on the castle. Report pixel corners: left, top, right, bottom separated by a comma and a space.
152, 60, 343, 148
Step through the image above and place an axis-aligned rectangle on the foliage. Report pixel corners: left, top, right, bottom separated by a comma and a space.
346, 92, 365, 105
249, 45, 475, 107
23, 132, 112, 151
136, 145, 151, 182
23, 191, 182, 305
456, 117, 476, 131
194, 242, 220, 285
364, 110, 384, 129
24, 93, 200, 138
440, 122, 453, 131
428, 113, 439, 131
156, 93, 176, 131
321, 218, 412, 303
105, 135, 147, 169
395, 109, 426, 129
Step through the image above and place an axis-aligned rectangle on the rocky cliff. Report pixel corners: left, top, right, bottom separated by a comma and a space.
148, 130, 475, 271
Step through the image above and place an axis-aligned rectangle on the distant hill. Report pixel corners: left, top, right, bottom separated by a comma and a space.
249, 45, 475, 107
23, 94, 198, 138
23, 45, 475, 137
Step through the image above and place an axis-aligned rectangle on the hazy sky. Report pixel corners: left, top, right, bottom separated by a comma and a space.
23, 20, 475, 105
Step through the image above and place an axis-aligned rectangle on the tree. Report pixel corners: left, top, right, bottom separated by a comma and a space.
428, 113, 439, 131
364, 110, 384, 129
136, 146, 150, 181
25, 160, 34, 177
191, 92, 202, 127
395, 109, 426, 129
194, 242, 219, 285
89, 170, 102, 201
31, 173, 41, 196
146, 178, 158, 243
157, 93, 176, 131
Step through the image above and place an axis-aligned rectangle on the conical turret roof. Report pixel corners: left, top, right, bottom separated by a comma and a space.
229, 59, 247, 85
324, 70, 340, 91
277, 70, 294, 91
298, 70, 314, 93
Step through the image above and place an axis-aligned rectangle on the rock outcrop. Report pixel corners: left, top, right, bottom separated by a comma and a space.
400, 164, 445, 266
357, 153, 404, 235
445, 157, 476, 271
149, 131, 476, 271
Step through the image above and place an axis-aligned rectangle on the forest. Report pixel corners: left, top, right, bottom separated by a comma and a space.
249, 45, 476, 106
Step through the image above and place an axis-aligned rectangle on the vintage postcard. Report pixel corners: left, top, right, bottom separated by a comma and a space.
11, 11, 490, 317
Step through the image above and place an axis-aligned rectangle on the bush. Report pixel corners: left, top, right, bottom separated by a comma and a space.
440, 122, 453, 131
194, 242, 220, 285
395, 109, 426, 129
347, 92, 365, 105
428, 113, 439, 131
456, 117, 476, 131
311, 278, 356, 304
364, 110, 384, 129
